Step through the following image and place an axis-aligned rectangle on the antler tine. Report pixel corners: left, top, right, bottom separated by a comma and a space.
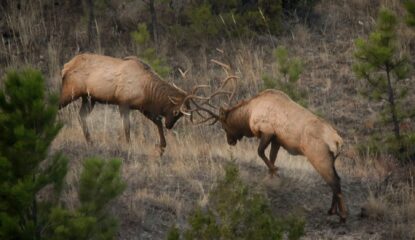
182, 94, 210, 106
177, 85, 212, 116
182, 58, 237, 123
171, 82, 187, 94
210, 58, 238, 106
178, 68, 188, 79
224, 76, 237, 105
192, 115, 219, 125
189, 99, 219, 119
211, 59, 230, 76
197, 75, 238, 107
180, 94, 215, 116
205, 101, 219, 109
190, 84, 210, 94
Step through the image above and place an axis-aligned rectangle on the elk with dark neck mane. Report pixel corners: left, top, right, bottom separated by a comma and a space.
59, 53, 201, 155
193, 86, 347, 222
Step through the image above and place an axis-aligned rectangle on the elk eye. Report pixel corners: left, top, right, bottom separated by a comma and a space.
173, 110, 179, 116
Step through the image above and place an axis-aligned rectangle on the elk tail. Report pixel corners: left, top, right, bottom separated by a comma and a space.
325, 129, 344, 160
59, 62, 75, 109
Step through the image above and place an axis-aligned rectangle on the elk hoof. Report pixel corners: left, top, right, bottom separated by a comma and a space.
85, 137, 93, 145
159, 148, 165, 156
328, 207, 338, 215
339, 216, 347, 223
155, 144, 165, 156
268, 166, 279, 177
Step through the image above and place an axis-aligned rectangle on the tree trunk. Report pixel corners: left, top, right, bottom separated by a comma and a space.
385, 64, 403, 150
32, 174, 40, 240
149, 0, 158, 47
86, 0, 95, 46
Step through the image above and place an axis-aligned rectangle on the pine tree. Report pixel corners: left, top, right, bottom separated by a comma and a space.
0, 69, 66, 239
404, 0, 415, 27
0, 69, 125, 239
353, 8, 414, 161
262, 46, 307, 107
48, 157, 126, 240
131, 23, 172, 78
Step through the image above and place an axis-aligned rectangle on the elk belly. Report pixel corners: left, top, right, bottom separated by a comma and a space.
277, 136, 303, 156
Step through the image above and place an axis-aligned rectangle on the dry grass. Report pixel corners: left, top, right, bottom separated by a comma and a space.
2, 0, 415, 239
362, 175, 415, 239
51, 100, 413, 239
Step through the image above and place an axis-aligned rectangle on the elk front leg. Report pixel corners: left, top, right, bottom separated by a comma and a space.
144, 113, 166, 156
79, 96, 95, 143
119, 105, 131, 143
154, 118, 166, 156
258, 133, 277, 176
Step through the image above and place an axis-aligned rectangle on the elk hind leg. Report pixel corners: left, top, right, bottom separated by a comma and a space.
258, 133, 277, 176
269, 136, 280, 174
79, 96, 95, 143
305, 146, 347, 222
119, 105, 131, 143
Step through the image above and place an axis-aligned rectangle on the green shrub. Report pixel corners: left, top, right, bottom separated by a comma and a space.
281, 0, 319, 20
167, 163, 305, 240
262, 46, 308, 107
131, 23, 172, 78
0, 69, 125, 239
168, 0, 283, 46
48, 157, 125, 240
404, 0, 415, 27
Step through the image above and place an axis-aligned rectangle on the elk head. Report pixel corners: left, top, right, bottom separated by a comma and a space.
218, 106, 241, 145
165, 95, 189, 129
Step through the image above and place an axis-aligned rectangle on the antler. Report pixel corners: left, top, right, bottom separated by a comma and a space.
178, 84, 212, 116
171, 82, 187, 95
202, 59, 238, 107
174, 56, 238, 124
182, 59, 238, 124
188, 99, 220, 125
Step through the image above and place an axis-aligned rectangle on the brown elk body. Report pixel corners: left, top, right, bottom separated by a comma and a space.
59, 53, 191, 154
197, 89, 347, 222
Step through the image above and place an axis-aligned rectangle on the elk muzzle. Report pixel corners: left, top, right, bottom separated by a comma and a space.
226, 135, 238, 146
165, 114, 182, 129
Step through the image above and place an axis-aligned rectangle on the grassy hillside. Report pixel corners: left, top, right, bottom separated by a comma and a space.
1, 0, 414, 239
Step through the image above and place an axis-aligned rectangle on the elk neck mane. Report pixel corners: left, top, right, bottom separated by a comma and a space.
226, 99, 252, 135
128, 57, 187, 110
148, 80, 186, 105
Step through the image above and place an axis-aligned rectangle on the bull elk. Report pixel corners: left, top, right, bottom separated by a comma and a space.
190, 64, 347, 222
59, 53, 202, 155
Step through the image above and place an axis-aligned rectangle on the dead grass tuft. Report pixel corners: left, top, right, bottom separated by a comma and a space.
361, 166, 415, 239
361, 193, 387, 220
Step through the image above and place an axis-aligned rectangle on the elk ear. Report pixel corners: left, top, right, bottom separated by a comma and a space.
219, 107, 227, 120
173, 109, 180, 116
168, 96, 181, 105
